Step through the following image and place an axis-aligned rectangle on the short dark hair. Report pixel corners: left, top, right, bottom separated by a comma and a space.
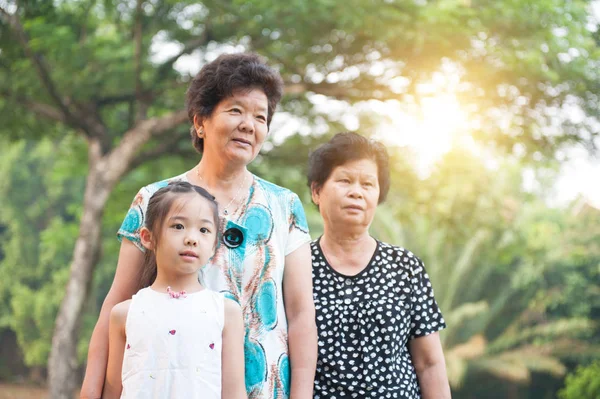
307, 132, 390, 204
139, 181, 219, 289
186, 53, 284, 153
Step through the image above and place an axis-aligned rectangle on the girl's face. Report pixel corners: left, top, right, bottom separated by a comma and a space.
196, 88, 269, 167
150, 193, 218, 276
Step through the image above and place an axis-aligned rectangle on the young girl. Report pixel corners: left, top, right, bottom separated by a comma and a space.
102, 181, 247, 399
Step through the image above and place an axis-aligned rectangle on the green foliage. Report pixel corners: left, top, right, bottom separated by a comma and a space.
558, 361, 600, 399
0, 135, 86, 366
1, 0, 599, 154
1, 1, 599, 396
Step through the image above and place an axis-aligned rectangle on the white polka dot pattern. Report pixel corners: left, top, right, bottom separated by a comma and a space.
311, 239, 446, 399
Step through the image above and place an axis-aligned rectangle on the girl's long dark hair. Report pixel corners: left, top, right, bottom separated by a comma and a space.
138, 181, 219, 290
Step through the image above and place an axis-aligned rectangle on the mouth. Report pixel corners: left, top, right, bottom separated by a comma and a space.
232, 138, 252, 146
180, 250, 199, 258
344, 205, 364, 211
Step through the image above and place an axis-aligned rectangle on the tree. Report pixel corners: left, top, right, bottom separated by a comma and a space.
1, 0, 599, 397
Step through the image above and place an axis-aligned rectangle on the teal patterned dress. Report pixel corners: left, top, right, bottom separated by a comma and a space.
118, 172, 312, 399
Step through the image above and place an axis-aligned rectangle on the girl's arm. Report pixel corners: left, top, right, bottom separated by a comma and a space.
408, 332, 452, 399
81, 240, 144, 398
101, 300, 131, 399
221, 298, 247, 399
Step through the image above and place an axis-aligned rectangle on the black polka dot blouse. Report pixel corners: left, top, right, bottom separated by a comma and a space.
312, 238, 446, 399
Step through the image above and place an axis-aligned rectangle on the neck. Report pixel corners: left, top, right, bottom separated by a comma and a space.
320, 226, 374, 256
195, 151, 248, 188
152, 271, 203, 294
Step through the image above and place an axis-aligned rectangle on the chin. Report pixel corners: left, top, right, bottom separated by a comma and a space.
226, 152, 255, 166
340, 216, 362, 225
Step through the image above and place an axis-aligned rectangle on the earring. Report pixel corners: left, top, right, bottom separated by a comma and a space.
197, 127, 204, 137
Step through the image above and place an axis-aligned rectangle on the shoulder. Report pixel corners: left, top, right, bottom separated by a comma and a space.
253, 175, 303, 207
253, 176, 307, 226
377, 241, 425, 275
310, 237, 321, 253
110, 299, 132, 326
253, 175, 296, 196
223, 298, 243, 329
223, 297, 242, 316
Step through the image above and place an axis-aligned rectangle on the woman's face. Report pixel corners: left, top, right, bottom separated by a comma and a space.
197, 88, 269, 167
312, 158, 380, 232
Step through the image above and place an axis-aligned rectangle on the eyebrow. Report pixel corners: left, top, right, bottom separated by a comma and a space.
336, 171, 378, 180
227, 99, 268, 113
169, 215, 215, 225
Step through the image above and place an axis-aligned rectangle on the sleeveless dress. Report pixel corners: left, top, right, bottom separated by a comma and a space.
121, 287, 224, 398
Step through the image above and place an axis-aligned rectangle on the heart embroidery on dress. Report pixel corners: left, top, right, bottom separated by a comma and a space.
169, 330, 176, 335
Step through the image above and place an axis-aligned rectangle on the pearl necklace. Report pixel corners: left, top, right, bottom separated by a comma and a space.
197, 168, 248, 216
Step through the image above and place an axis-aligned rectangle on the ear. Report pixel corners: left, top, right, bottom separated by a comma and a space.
310, 182, 321, 206
193, 114, 204, 138
140, 227, 155, 251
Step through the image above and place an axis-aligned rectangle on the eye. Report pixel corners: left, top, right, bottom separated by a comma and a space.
363, 181, 374, 187
200, 227, 211, 234
339, 178, 350, 184
256, 114, 267, 122
172, 223, 184, 230
229, 107, 242, 114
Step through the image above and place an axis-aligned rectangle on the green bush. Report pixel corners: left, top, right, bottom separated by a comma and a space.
558, 362, 600, 399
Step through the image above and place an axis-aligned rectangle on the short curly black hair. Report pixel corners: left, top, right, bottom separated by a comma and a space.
307, 132, 390, 204
186, 53, 284, 153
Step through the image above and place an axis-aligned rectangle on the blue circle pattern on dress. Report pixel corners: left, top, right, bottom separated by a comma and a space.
256, 278, 277, 330
244, 337, 267, 393
242, 204, 273, 244
278, 353, 291, 396
121, 207, 142, 233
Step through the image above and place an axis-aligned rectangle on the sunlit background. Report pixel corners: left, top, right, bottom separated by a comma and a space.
1, 0, 599, 398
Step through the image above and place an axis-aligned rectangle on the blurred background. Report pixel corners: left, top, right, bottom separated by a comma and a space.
0, 0, 599, 398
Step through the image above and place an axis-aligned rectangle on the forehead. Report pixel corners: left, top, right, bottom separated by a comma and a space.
166, 193, 214, 218
220, 88, 268, 109
331, 158, 378, 177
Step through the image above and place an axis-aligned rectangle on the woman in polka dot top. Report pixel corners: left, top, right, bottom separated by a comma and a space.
307, 132, 451, 399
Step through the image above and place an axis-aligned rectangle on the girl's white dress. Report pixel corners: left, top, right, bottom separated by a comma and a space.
121, 287, 224, 398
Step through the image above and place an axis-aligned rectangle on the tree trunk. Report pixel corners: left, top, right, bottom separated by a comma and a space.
46, 110, 187, 398
47, 141, 113, 399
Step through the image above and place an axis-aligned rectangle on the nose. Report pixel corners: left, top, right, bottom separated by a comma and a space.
348, 182, 364, 199
238, 113, 255, 134
184, 234, 198, 247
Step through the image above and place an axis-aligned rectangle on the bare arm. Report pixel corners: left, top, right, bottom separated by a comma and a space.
101, 300, 130, 399
221, 299, 247, 399
80, 240, 144, 398
283, 242, 317, 399
408, 332, 451, 399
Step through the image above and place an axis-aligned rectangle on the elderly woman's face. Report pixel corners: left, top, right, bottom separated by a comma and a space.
312, 158, 380, 231
196, 88, 269, 167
